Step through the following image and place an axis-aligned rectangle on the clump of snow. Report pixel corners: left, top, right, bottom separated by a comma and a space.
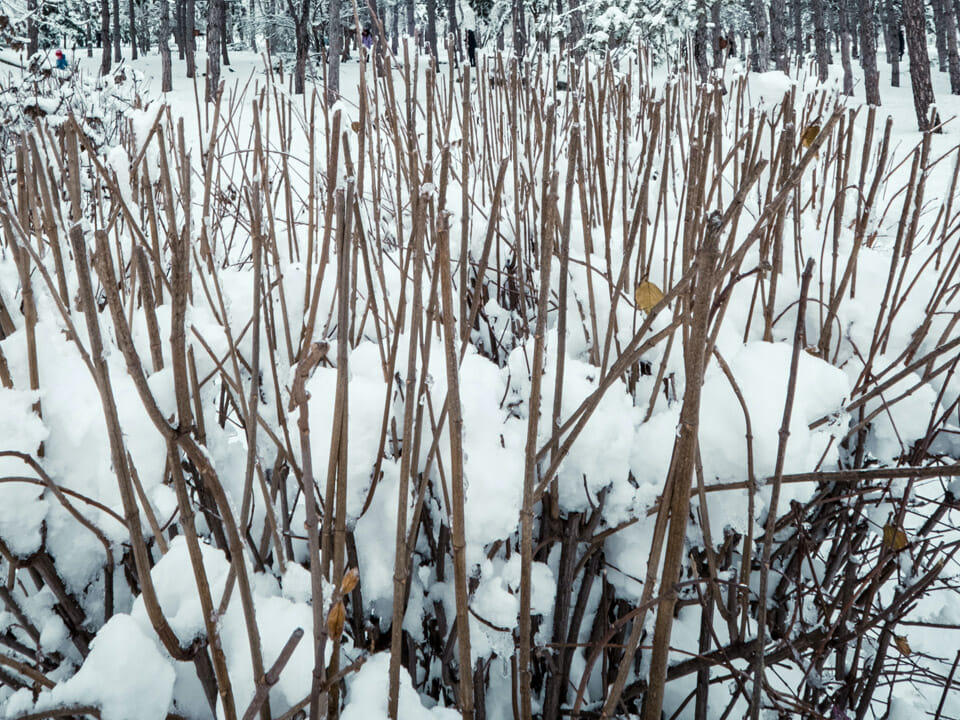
0, 388, 49, 556
42, 614, 175, 720
131, 536, 231, 645
341, 653, 459, 720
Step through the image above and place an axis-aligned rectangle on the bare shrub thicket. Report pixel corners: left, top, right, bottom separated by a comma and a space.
1, 48, 960, 720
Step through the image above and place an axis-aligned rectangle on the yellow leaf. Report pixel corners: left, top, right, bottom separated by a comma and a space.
635, 281, 664, 311
894, 635, 912, 656
882, 524, 909, 551
801, 124, 820, 148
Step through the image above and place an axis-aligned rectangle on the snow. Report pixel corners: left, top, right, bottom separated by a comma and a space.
340, 653, 459, 720
1, 27, 960, 720
42, 614, 175, 720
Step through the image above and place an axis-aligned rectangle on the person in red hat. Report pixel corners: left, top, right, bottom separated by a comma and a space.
55, 50, 68, 70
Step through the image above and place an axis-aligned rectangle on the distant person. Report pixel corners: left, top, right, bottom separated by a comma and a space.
466, 29, 478, 67
55, 50, 68, 70
362, 27, 373, 51
459, 0, 478, 66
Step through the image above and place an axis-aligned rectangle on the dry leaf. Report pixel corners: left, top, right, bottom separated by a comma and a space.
341, 567, 360, 594
882, 524, 909, 551
327, 601, 346, 638
351, 121, 361, 133
801, 124, 820, 148
894, 635, 912, 656
635, 281, 664, 311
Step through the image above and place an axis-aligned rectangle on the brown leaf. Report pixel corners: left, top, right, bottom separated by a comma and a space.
894, 635, 911, 656
801, 124, 820, 148
341, 567, 360, 594
327, 601, 346, 638
635, 281, 664, 312
882, 524, 909, 551
351, 121, 361, 133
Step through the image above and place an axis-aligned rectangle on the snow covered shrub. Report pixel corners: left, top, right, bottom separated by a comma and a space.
0, 59, 142, 157
578, 0, 694, 57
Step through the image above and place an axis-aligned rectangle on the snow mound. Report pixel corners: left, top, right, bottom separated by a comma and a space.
341, 653, 459, 720
43, 614, 175, 720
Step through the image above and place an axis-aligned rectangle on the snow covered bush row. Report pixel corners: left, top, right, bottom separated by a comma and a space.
0, 49, 958, 719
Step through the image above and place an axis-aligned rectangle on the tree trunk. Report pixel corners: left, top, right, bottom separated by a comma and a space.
903, 0, 938, 130
793, 0, 803, 61
425, 0, 437, 59
160, 0, 173, 91
933, 0, 949, 71
446, 0, 460, 63
941, 0, 960, 92
176, 0, 186, 59
206, 0, 222, 101
185, 0, 196, 77
770, 0, 788, 71
101, 0, 112, 75
249, 0, 257, 50
129, 0, 138, 60
27, 0, 38, 58
328, 0, 342, 103
568, 0, 585, 50
392, 0, 399, 54
850, 4, 859, 58
112, 0, 122, 61
406, 0, 415, 39
811, 0, 830, 81
884, 0, 901, 86
222, 5, 230, 66
512, 0, 526, 55
694, 6, 710, 82
141, 11, 151, 54
838, 0, 854, 94
711, 1, 723, 67
748, 0, 770, 71
292, 0, 309, 94
858, 0, 881, 103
